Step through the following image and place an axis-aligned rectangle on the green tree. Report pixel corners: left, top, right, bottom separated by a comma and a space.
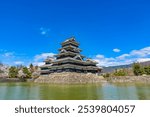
132, 63, 143, 76
9, 66, 18, 78
22, 67, 31, 78
144, 66, 150, 75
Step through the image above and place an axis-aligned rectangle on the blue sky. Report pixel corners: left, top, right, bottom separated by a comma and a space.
0, 0, 150, 66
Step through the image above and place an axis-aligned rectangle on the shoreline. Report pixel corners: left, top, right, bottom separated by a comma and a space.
0, 78, 23, 82
1, 73, 150, 84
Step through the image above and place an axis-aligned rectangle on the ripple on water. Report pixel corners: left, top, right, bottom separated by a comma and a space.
0, 82, 150, 100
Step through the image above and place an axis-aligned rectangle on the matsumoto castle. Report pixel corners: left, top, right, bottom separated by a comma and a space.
40, 37, 102, 75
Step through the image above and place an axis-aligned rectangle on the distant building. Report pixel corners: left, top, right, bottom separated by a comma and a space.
40, 37, 102, 74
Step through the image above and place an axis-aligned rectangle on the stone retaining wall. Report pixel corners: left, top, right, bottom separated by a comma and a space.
107, 76, 150, 83
34, 72, 106, 84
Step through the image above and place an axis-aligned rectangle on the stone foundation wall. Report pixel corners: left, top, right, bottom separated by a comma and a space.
34, 72, 106, 84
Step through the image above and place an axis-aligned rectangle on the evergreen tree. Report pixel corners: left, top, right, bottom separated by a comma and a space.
132, 63, 143, 76
9, 66, 18, 78
22, 67, 31, 78
144, 66, 150, 75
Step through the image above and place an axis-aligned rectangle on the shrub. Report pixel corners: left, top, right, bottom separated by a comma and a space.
103, 73, 110, 78
113, 69, 126, 76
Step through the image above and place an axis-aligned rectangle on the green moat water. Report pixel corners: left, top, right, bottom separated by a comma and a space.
0, 82, 150, 100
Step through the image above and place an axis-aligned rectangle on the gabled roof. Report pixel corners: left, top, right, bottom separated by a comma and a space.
59, 45, 81, 52
61, 37, 79, 46
55, 52, 85, 58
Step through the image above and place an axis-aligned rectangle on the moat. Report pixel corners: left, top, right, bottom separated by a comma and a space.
0, 82, 150, 100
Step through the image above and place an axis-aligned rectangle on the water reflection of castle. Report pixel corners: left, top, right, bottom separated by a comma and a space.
40, 37, 102, 75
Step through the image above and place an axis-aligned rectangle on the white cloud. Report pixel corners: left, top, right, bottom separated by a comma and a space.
130, 47, 150, 57
116, 54, 130, 60
3, 52, 14, 57
94, 46, 150, 67
1, 46, 150, 67
34, 53, 55, 62
136, 58, 150, 63
14, 61, 24, 65
0, 51, 56, 66
33, 62, 45, 66
113, 48, 121, 53
33, 53, 55, 66
96, 55, 105, 59
40, 27, 50, 36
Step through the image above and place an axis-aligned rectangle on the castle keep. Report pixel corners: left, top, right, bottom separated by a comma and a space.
40, 37, 102, 74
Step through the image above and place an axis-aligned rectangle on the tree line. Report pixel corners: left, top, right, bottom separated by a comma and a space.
103, 62, 150, 77
8, 64, 40, 79
132, 63, 150, 76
